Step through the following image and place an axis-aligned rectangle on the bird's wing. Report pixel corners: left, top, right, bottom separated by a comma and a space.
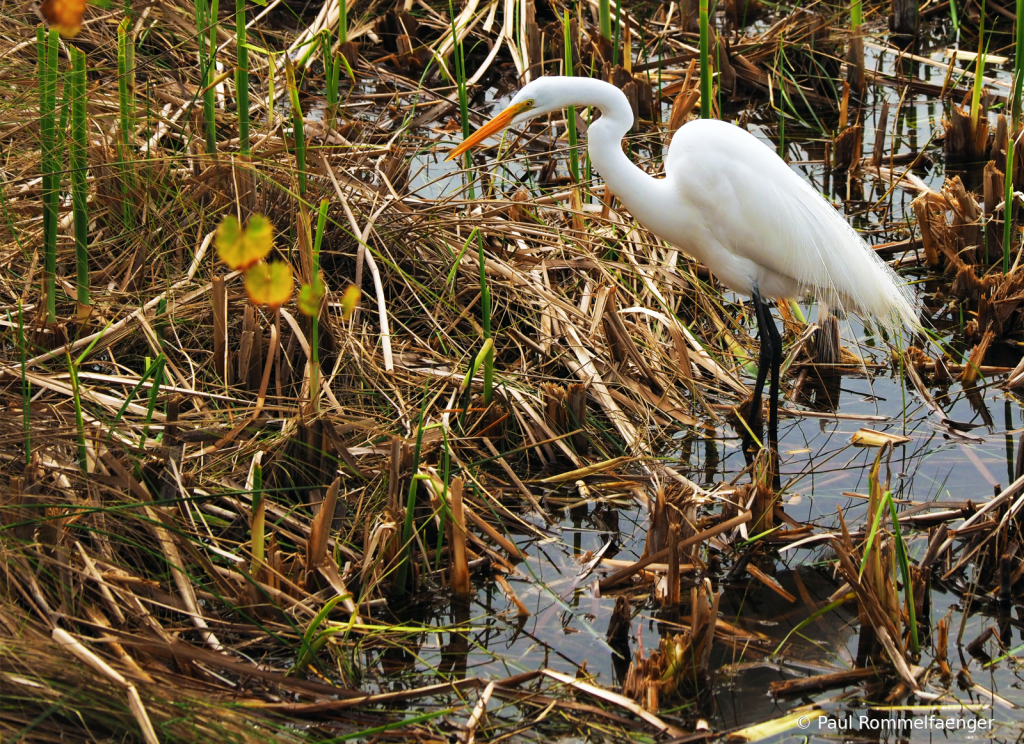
667, 120, 919, 332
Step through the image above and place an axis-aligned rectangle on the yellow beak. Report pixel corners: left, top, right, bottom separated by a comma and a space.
445, 101, 533, 161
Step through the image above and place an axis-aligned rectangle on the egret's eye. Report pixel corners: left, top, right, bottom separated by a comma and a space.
523, 99, 535, 109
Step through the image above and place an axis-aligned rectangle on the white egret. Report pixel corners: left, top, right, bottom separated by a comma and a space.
448, 77, 920, 474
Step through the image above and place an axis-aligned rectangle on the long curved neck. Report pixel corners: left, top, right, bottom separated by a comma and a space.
566, 79, 662, 214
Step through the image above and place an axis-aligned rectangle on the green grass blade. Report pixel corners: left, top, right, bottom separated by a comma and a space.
285, 58, 306, 196
699, 0, 711, 119
236, 0, 250, 155
67, 354, 89, 473
70, 45, 89, 311
40, 28, 60, 322
885, 490, 919, 655
564, 10, 579, 183
18, 302, 30, 465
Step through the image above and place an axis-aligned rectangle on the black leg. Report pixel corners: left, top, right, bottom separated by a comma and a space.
765, 303, 783, 489
747, 287, 782, 488
746, 286, 772, 439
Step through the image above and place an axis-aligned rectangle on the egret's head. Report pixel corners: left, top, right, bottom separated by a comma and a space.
446, 78, 566, 161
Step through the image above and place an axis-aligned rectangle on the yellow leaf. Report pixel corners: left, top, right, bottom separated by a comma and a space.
244, 214, 274, 262
851, 428, 911, 447
245, 261, 293, 309
216, 214, 274, 270
298, 277, 325, 317
340, 284, 360, 321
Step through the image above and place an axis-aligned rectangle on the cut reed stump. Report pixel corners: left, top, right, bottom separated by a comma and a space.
889, 0, 918, 36
832, 124, 863, 173
983, 160, 1005, 264
944, 99, 989, 159
847, 27, 866, 95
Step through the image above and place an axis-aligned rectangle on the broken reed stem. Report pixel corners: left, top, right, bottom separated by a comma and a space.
38, 27, 59, 323
70, 45, 89, 314
236, 0, 249, 156
699, 0, 711, 119
250, 456, 265, 578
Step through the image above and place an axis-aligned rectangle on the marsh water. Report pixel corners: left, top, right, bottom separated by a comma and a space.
342, 16, 1024, 742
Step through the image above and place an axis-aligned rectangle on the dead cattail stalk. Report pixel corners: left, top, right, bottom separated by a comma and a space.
307, 476, 341, 572
212, 275, 227, 381
871, 101, 889, 168
449, 477, 471, 599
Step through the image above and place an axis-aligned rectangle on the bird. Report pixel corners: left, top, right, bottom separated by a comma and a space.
448, 76, 920, 480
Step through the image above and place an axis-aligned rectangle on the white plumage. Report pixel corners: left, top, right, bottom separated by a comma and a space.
663, 118, 919, 332
449, 76, 921, 475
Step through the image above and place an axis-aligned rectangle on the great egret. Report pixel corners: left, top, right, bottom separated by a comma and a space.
448, 76, 920, 475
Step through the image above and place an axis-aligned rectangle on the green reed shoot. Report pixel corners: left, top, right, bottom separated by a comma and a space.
139, 354, 166, 451
38, 28, 59, 322
395, 389, 430, 596
1007, 0, 1024, 274
194, 0, 218, 153
971, 1, 987, 135
699, 0, 711, 119
285, 59, 306, 196
67, 353, 89, 472
475, 227, 493, 404
117, 18, 136, 231
69, 46, 89, 311
612, 0, 621, 67
236, 0, 250, 155
310, 198, 329, 408
294, 595, 344, 673
1015, 0, 1024, 125
18, 303, 30, 465
563, 10, 579, 184
886, 489, 919, 656
323, 32, 339, 129
104, 356, 162, 443
851, 0, 862, 29
1005, 128, 1014, 274
66, 331, 107, 472
449, 0, 473, 199
599, 0, 611, 42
